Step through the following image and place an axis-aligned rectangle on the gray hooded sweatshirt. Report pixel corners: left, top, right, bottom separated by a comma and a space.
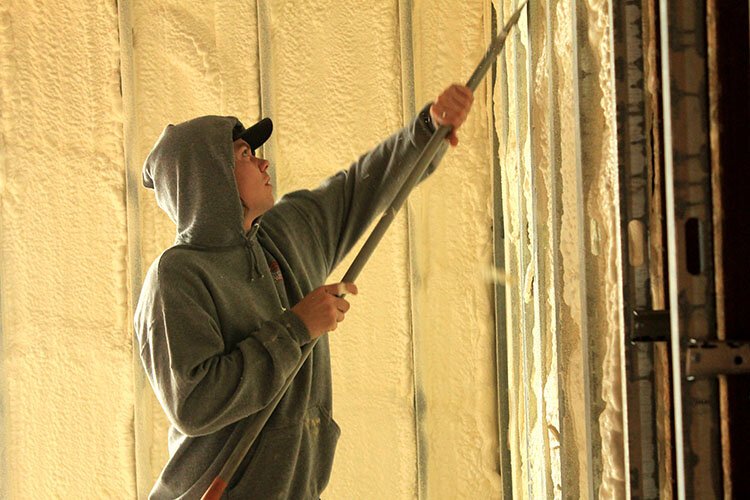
134, 106, 437, 499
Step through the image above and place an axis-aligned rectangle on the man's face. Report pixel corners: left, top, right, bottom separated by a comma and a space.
233, 139, 274, 224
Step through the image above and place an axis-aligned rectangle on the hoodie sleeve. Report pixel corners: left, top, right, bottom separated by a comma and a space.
135, 256, 310, 437
267, 104, 438, 276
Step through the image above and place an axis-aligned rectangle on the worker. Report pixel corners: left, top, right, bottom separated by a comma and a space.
134, 84, 473, 499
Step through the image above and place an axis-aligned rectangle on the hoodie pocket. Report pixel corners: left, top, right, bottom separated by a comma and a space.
227, 406, 341, 500
313, 406, 341, 493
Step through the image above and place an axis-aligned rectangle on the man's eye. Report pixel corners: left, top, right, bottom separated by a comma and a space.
242, 150, 250, 157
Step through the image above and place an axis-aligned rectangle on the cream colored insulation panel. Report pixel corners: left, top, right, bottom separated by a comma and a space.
409, 0, 502, 497
0, 0, 135, 497
256, 3, 417, 497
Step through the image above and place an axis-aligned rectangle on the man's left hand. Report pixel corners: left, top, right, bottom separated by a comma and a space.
429, 84, 475, 147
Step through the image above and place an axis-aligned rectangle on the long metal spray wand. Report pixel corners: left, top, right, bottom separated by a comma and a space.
202, 3, 527, 498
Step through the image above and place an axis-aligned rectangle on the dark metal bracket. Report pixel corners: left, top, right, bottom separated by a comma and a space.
629, 309, 749, 377
630, 309, 671, 343
686, 340, 750, 378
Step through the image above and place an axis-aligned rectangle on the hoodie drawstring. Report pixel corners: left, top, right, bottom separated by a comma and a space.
244, 224, 264, 281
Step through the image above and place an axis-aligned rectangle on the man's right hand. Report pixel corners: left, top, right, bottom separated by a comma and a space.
291, 282, 358, 340
429, 84, 474, 147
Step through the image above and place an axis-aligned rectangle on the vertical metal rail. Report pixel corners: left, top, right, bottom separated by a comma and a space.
524, 1, 552, 497
508, 0, 533, 495
611, 1, 660, 498
642, 1, 675, 495
116, 1, 150, 497
570, 0, 596, 497
396, 0, 425, 497
490, 2, 513, 497
659, 0, 722, 497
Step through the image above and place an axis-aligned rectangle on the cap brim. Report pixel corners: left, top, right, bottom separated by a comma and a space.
237, 117, 273, 153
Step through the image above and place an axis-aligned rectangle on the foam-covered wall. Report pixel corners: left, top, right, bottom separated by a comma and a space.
1, 0, 624, 498
408, 1, 501, 496
493, 0, 624, 497
0, 1, 135, 497
256, 3, 417, 497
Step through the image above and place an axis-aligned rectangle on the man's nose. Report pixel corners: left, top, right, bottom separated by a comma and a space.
259, 161, 269, 173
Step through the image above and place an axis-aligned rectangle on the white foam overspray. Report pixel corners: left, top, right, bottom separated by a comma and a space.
481, 264, 510, 285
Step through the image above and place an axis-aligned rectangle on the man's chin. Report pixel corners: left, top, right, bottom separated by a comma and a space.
256, 201, 275, 217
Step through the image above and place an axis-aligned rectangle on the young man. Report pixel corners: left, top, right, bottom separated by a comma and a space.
134, 84, 473, 499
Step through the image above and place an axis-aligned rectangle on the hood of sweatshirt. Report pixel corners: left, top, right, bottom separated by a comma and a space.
142, 115, 248, 247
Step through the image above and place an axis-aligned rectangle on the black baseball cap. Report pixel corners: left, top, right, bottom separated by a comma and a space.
232, 117, 273, 154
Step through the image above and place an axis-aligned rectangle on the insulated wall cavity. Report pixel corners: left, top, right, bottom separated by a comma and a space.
409, 0, 502, 497
493, 0, 625, 498
0, 1, 135, 496
255, 2, 418, 497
